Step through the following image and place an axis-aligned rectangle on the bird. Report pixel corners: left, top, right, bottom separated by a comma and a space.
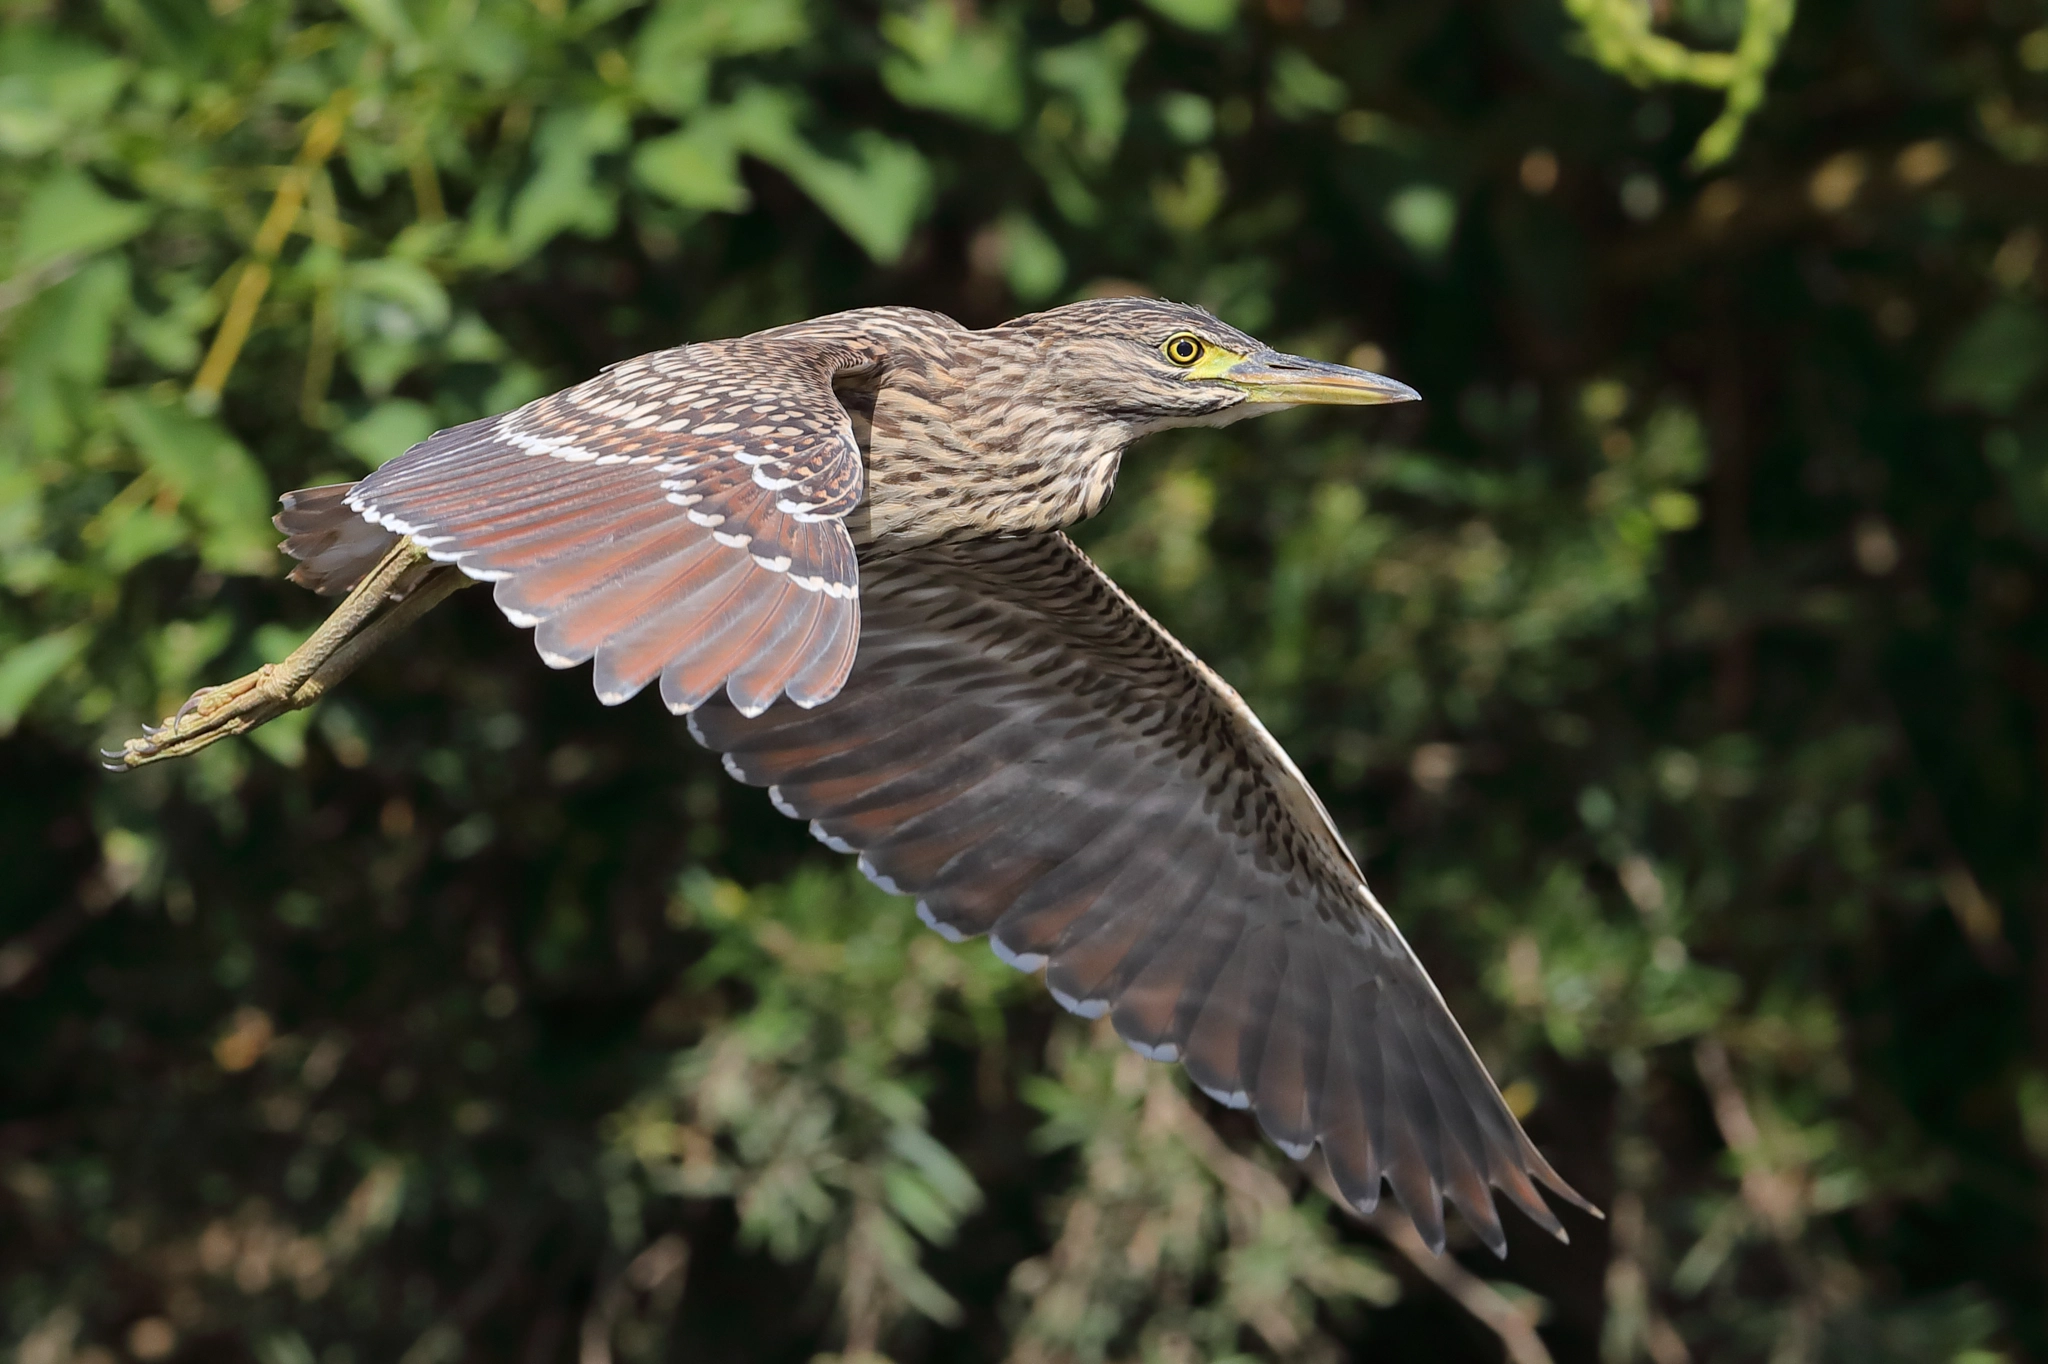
118, 297, 1595, 1257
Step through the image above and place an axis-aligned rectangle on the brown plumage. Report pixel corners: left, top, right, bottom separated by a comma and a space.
269, 298, 1593, 1255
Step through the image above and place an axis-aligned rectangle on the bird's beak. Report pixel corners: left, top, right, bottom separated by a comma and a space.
1220, 350, 1421, 406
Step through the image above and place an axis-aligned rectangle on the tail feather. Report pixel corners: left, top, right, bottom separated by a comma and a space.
275, 483, 401, 595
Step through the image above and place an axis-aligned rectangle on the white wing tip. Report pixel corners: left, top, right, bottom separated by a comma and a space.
766, 785, 801, 819
1196, 1082, 1251, 1110
1049, 986, 1109, 1019
857, 854, 904, 895
915, 900, 969, 943
809, 821, 856, 855
989, 937, 1047, 974
1126, 1039, 1179, 1063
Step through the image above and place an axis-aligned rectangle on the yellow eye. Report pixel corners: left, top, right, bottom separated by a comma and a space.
1163, 333, 1206, 366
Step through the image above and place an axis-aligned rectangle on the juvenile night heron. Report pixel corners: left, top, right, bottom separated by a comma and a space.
118, 298, 1595, 1256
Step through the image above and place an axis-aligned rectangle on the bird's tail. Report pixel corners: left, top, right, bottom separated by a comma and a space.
275, 482, 402, 596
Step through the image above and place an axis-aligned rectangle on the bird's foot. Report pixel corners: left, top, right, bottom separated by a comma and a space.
110, 663, 308, 769
107, 540, 471, 771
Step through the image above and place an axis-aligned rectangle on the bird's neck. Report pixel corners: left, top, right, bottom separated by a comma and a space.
848, 338, 1136, 544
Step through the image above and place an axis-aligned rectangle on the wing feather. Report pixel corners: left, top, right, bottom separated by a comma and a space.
688, 531, 1595, 1255
279, 332, 878, 713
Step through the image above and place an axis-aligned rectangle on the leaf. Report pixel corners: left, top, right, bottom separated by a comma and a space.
339, 257, 453, 396
0, 28, 128, 158
1035, 21, 1147, 164
633, 123, 751, 212
996, 212, 1066, 301
774, 130, 932, 263
9, 257, 132, 454
333, 0, 418, 55
110, 392, 275, 574
1385, 183, 1458, 260
98, 502, 190, 574
0, 626, 88, 734
1270, 48, 1347, 119
881, 0, 1026, 131
338, 399, 440, 469
1138, 0, 1240, 32
633, 0, 809, 115
342, 258, 451, 333
8, 167, 151, 276
502, 103, 631, 262
1936, 299, 2048, 415
723, 88, 932, 263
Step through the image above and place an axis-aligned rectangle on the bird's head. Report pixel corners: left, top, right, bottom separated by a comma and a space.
986, 296, 1419, 436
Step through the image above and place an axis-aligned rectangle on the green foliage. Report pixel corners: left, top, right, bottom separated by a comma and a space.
4, 0, 2048, 1361
1564, 0, 1797, 167
613, 867, 1026, 1333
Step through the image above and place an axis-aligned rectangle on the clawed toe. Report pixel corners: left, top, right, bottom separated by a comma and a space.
105, 542, 462, 771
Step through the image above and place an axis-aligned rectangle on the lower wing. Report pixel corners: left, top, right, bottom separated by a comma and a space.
689, 531, 1595, 1256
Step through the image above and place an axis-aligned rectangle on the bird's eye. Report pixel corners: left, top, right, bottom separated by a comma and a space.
1163, 334, 1207, 366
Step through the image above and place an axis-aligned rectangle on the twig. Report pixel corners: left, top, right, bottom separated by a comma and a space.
190, 93, 353, 408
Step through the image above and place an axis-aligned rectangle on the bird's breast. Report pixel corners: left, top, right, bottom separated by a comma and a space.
846, 380, 1125, 546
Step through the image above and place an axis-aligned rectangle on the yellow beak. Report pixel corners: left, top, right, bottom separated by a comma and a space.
1221, 351, 1421, 406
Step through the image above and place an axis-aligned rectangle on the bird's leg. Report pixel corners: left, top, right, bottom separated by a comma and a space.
110, 539, 472, 770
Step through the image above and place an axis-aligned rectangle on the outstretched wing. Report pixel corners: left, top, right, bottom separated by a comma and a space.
688, 532, 1595, 1255
333, 336, 879, 715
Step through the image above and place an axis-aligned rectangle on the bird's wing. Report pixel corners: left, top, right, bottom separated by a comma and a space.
336, 336, 879, 714
688, 531, 1594, 1255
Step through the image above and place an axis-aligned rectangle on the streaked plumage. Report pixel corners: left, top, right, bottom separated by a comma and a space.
243, 299, 1593, 1254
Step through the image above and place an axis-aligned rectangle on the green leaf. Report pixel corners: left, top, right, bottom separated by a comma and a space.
1156, 90, 1215, 144
995, 212, 1066, 301
334, 0, 419, 58
633, 123, 751, 212
0, 625, 88, 734
98, 502, 190, 574
338, 399, 440, 469
1385, 183, 1458, 261
633, 0, 809, 115
8, 167, 151, 276
881, 0, 1026, 131
1270, 48, 1348, 119
1035, 22, 1147, 165
1936, 299, 2048, 415
149, 612, 234, 700
9, 257, 131, 454
111, 392, 275, 574
1138, 0, 1239, 32
723, 89, 932, 262
248, 707, 313, 766
503, 104, 631, 262
343, 258, 451, 333
0, 28, 127, 158
339, 257, 452, 396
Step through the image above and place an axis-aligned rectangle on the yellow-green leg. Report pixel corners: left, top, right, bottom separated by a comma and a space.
110, 540, 472, 770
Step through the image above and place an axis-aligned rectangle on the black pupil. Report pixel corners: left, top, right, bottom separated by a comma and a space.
1171, 338, 1199, 362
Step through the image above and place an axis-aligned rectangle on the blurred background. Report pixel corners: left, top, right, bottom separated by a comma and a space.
3, 0, 2045, 1359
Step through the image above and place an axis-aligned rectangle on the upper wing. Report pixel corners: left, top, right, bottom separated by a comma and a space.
688, 532, 1595, 1255
338, 335, 880, 715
